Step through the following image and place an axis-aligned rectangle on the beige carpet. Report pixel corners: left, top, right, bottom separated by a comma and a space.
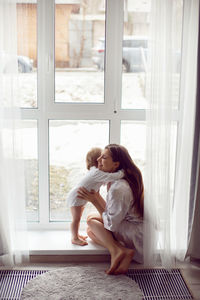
21, 265, 143, 300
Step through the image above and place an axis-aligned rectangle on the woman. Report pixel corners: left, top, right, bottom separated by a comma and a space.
78, 144, 144, 275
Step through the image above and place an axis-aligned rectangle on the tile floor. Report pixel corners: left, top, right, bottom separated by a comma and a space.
180, 260, 200, 300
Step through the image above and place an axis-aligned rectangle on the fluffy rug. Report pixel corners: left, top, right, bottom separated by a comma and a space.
21, 266, 143, 300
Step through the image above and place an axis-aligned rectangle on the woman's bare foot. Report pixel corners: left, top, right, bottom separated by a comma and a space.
113, 249, 134, 275
106, 248, 126, 275
71, 237, 88, 246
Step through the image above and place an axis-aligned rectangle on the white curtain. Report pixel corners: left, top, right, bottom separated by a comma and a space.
144, 0, 199, 268
0, 0, 29, 265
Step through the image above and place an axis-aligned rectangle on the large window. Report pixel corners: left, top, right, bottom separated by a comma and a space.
20, 0, 183, 229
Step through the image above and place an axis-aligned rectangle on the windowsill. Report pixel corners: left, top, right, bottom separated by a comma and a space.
28, 230, 109, 256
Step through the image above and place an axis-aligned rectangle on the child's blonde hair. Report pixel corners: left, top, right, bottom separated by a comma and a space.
86, 147, 102, 170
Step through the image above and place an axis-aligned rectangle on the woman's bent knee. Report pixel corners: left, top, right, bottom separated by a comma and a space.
87, 216, 94, 226
87, 213, 102, 224
86, 213, 98, 224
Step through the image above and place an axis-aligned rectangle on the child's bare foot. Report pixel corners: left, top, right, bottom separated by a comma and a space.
79, 234, 88, 240
71, 237, 88, 246
113, 249, 134, 275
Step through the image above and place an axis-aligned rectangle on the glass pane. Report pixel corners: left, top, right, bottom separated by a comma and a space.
55, 1, 105, 103
121, 0, 150, 109
121, 0, 183, 109
1, 120, 38, 222
22, 120, 39, 222
49, 120, 109, 221
120, 121, 146, 175
17, 2, 37, 108
121, 121, 177, 193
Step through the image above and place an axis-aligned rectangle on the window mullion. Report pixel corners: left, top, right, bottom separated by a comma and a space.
105, 0, 123, 144
40, 0, 54, 112
38, 116, 49, 227
105, 0, 123, 113
37, 0, 54, 227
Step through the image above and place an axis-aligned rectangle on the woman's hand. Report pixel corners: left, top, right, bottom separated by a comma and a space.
77, 187, 99, 203
78, 187, 106, 215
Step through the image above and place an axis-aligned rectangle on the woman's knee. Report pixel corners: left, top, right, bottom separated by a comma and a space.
86, 214, 96, 224
87, 217, 94, 227
87, 215, 101, 229
87, 213, 102, 224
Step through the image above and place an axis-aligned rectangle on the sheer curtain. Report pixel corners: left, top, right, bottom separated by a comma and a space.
187, 12, 200, 259
144, 0, 199, 268
0, 0, 29, 265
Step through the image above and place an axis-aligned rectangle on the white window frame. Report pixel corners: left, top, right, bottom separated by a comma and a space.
21, 0, 180, 230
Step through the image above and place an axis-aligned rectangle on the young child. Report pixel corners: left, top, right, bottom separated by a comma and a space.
67, 147, 124, 246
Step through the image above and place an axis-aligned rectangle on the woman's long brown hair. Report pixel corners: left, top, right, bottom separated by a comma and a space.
105, 144, 144, 217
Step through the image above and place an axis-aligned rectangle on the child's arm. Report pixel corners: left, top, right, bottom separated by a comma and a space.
93, 168, 124, 183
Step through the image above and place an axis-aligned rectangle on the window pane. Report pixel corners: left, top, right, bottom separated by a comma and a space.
121, 121, 177, 197
49, 120, 109, 221
1, 120, 38, 222
121, 0, 151, 109
120, 121, 146, 174
55, 1, 105, 103
121, 0, 183, 109
17, 2, 37, 108
22, 120, 39, 222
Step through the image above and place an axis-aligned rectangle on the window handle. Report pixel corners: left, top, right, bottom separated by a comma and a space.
114, 98, 117, 114
46, 55, 52, 73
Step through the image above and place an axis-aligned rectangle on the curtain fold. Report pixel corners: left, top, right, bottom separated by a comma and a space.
187, 173, 200, 260
144, 0, 199, 268
186, 3, 200, 259
172, 0, 199, 262
0, 0, 29, 265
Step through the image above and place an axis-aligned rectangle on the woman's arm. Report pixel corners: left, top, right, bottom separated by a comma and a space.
77, 187, 106, 216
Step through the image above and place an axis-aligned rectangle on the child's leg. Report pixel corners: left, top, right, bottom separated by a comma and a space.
70, 206, 88, 246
